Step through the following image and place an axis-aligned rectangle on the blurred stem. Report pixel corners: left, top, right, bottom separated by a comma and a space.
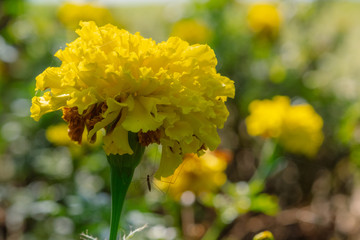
107, 132, 145, 240
181, 205, 195, 240
251, 140, 282, 183
202, 215, 225, 240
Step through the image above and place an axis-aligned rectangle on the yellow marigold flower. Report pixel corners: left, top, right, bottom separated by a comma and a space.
247, 3, 282, 37
279, 104, 324, 157
57, 2, 115, 29
246, 96, 324, 157
30, 21, 234, 178
246, 96, 290, 138
157, 150, 231, 200
170, 19, 212, 45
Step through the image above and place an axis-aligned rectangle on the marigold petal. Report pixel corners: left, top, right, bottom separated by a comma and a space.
66, 88, 99, 114
30, 96, 51, 121
155, 141, 182, 179
103, 121, 133, 155
182, 113, 220, 150
35, 67, 62, 90
179, 136, 203, 154
199, 125, 220, 150
183, 44, 217, 67
121, 96, 162, 132
165, 121, 193, 142
30, 92, 69, 121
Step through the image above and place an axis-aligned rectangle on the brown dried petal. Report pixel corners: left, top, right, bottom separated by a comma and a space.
84, 102, 107, 143
138, 129, 162, 146
62, 107, 85, 144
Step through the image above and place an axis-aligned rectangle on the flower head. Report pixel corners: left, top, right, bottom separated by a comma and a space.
31, 21, 234, 178
157, 150, 231, 200
246, 96, 324, 157
57, 3, 115, 29
279, 104, 324, 157
245, 96, 290, 138
170, 19, 212, 45
247, 3, 282, 37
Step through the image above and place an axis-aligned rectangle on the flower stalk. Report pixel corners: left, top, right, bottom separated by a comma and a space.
251, 140, 282, 182
107, 132, 145, 240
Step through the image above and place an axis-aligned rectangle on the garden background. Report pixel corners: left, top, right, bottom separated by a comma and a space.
1, 0, 360, 239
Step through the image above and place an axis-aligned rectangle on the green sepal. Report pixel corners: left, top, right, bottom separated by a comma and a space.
107, 132, 145, 240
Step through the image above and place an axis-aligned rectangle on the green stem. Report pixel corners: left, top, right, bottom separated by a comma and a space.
107, 132, 145, 240
251, 140, 282, 182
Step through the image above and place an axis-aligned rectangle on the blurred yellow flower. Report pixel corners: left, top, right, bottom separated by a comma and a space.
246, 96, 290, 138
46, 123, 72, 146
246, 96, 324, 157
57, 2, 115, 29
279, 104, 324, 157
157, 150, 231, 200
170, 19, 212, 44
31, 21, 234, 178
247, 3, 282, 37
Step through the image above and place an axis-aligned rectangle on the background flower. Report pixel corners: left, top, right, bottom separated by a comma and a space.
246, 96, 324, 157
46, 123, 73, 146
247, 3, 282, 37
170, 19, 213, 44
156, 150, 231, 200
57, 2, 115, 29
279, 104, 324, 157
245, 96, 290, 138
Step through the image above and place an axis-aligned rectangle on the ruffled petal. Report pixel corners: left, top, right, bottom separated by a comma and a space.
155, 140, 182, 179
66, 87, 100, 114
30, 92, 69, 121
164, 120, 193, 142
103, 121, 133, 155
121, 96, 163, 132
35, 67, 63, 90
